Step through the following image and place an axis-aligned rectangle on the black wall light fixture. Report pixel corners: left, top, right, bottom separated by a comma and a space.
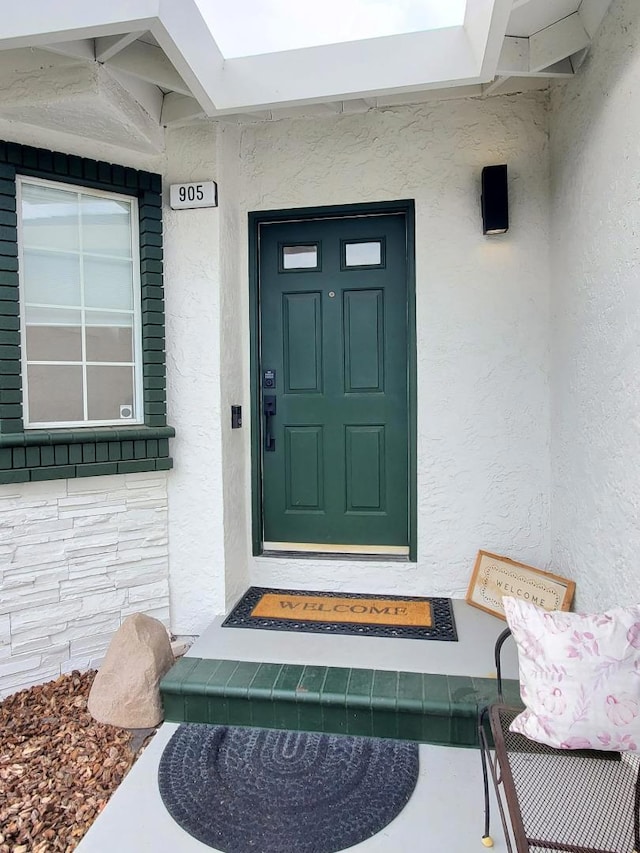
481, 164, 509, 235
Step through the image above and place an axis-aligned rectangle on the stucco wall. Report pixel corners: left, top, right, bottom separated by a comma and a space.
218, 91, 553, 600
0, 83, 555, 688
550, 0, 640, 609
164, 124, 227, 632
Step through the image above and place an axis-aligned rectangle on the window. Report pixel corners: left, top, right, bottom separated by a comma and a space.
281, 244, 319, 270
18, 178, 143, 428
342, 238, 385, 269
0, 141, 173, 484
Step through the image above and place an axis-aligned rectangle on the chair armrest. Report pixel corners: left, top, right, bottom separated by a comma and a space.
494, 627, 512, 702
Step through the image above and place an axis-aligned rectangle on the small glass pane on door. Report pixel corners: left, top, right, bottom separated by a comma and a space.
282, 245, 318, 269
344, 240, 382, 267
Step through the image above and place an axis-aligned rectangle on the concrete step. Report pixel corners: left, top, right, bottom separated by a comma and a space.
160, 655, 521, 747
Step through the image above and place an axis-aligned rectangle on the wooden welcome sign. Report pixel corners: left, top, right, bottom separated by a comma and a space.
466, 550, 575, 620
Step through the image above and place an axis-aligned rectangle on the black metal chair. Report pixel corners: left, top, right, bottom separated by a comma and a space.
478, 628, 640, 852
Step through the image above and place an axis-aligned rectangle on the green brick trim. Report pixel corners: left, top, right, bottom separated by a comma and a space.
0, 140, 173, 483
0, 426, 174, 484
160, 657, 522, 748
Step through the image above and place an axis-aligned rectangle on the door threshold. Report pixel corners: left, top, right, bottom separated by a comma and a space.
261, 550, 411, 562
263, 541, 410, 557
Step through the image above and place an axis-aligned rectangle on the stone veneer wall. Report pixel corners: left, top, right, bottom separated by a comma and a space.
0, 471, 169, 698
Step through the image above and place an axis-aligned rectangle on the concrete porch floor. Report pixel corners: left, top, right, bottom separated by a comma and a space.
77, 599, 518, 852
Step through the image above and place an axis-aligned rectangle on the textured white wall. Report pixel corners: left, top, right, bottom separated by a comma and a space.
218, 91, 553, 599
0, 76, 556, 679
218, 123, 251, 610
164, 124, 227, 632
550, 0, 640, 609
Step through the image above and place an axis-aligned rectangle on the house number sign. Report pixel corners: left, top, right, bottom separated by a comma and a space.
169, 181, 218, 210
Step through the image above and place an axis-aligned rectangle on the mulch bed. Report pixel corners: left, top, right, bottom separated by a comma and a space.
0, 670, 153, 852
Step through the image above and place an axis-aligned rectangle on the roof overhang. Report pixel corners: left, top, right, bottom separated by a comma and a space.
0, 0, 514, 116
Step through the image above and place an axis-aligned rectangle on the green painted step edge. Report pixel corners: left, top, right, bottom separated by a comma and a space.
160, 657, 522, 748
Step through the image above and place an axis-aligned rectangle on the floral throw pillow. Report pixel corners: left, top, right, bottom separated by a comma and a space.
503, 596, 640, 751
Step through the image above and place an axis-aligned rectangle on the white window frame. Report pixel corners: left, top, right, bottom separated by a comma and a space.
17, 176, 144, 429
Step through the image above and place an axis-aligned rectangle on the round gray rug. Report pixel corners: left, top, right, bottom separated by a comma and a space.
158, 725, 419, 853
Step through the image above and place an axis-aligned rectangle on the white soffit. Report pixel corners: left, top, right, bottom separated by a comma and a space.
0, 0, 513, 115
507, 0, 580, 38
0, 0, 614, 120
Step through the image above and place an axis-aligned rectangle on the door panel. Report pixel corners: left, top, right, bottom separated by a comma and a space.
345, 425, 385, 512
259, 213, 408, 548
282, 292, 323, 393
284, 426, 324, 511
343, 289, 384, 392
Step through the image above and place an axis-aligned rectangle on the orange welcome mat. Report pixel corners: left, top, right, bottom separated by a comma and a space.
222, 587, 458, 641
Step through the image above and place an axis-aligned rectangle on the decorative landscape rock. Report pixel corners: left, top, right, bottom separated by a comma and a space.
88, 613, 174, 728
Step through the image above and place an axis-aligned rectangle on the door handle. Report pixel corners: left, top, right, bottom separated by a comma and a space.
263, 395, 276, 452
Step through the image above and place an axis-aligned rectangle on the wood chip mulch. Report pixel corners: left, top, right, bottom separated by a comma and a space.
0, 670, 153, 853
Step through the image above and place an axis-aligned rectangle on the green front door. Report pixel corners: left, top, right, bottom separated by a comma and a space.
259, 213, 409, 552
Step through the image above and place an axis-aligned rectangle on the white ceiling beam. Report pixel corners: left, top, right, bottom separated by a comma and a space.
464, 0, 513, 77
209, 28, 479, 113
150, 0, 223, 116
579, 0, 612, 39
95, 32, 143, 62
103, 66, 163, 123
161, 92, 205, 125
497, 36, 576, 77
0, 1, 160, 50
40, 40, 95, 61
497, 36, 530, 74
482, 75, 512, 96
540, 58, 575, 75
106, 40, 191, 96
529, 13, 590, 73
570, 46, 590, 71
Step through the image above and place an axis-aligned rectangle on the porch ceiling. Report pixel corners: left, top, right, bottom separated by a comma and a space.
0, 0, 613, 139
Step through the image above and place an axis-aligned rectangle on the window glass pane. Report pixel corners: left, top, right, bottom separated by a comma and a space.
20, 180, 142, 427
27, 364, 83, 423
85, 310, 133, 327
22, 249, 81, 306
83, 256, 134, 310
21, 183, 79, 252
82, 195, 132, 257
26, 306, 81, 326
282, 245, 318, 269
26, 322, 82, 362
345, 241, 382, 267
86, 325, 133, 363
87, 366, 134, 421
